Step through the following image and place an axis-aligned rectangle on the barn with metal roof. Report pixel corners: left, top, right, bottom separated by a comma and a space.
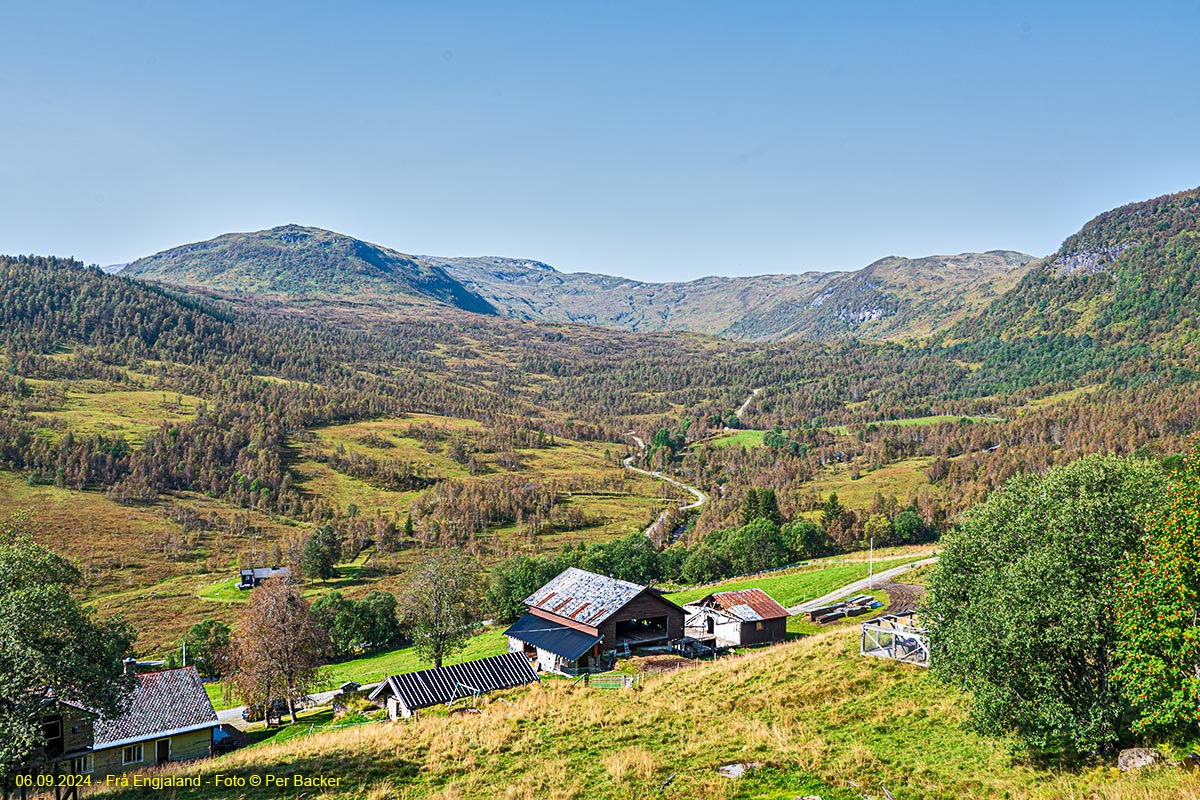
368, 652, 540, 720
505, 567, 685, 675
682, 587, 789, 647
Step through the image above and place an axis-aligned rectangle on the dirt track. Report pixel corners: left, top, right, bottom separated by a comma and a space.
879, 582, 924, 615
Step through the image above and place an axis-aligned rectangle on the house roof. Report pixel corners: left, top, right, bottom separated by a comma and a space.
94, 667, 218, 748
240, 566, 289, 579
524, 567, 649, 627
691, 588, 789, 621
367, 652, 539, 711
504, 612, 603, 661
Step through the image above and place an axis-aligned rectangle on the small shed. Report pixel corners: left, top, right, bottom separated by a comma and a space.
682, 588, 789, 647
368, 652, 540, 720
237, 566, 290, 590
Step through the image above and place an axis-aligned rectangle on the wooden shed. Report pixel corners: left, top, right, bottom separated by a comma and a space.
368, 652, 540, 720
682, 588, 789, 647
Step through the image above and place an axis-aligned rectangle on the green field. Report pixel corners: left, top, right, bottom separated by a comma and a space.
696, 429, 765, 449
665, 553, 930, 608
315, 628, 510, 690
30, 386, 204, 446
803, 456, 941, 508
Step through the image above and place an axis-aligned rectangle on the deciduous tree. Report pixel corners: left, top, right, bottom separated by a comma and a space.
925, 455, 1166, 754
0, 512, 135, 784
231, 578, 328, 724
1114, 444, 1200, 735
400, 550, 484, 668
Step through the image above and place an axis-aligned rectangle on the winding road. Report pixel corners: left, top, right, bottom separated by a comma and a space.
731, 386, 763, 424
622, 387, 765, 538
623, 434, 706, 539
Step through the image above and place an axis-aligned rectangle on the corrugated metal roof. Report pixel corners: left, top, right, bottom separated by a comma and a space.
698, 588, 789, 621
94, 667, 218, 747
504, 612, 603, 661
368, 652, 539, 712
524, 567, 646, 626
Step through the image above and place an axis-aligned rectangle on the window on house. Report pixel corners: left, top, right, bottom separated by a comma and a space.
42, 717, 64, 757
755, 622, 764, 631
72, 755, 93, 774
122, 744, 143, 765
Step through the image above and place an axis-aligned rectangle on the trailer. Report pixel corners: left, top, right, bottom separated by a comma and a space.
860, 611, 930, 668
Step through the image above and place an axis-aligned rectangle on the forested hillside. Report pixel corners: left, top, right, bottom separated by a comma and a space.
949, 186, 1200, 345
4, 186, 1200, 653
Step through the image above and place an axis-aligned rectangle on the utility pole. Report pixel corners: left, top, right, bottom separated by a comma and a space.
868, 536, 874, 589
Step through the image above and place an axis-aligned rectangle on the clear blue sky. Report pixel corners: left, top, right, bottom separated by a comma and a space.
1, 1, 1197, 280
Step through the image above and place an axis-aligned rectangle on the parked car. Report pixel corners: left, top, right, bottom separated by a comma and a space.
241, 697, 292, 722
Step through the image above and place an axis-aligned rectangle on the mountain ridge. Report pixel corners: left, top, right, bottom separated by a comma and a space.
122, 224, 497, 316
114, 184, 1200, 345
432, 249, 1035, 341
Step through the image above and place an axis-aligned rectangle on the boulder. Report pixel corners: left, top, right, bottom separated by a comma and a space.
717, 762, 761, 778
1118, 748, 1162, 772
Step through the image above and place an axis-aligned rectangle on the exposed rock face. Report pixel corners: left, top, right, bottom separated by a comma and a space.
1048, 244, 1132, 277
1118, 747, 1162, 772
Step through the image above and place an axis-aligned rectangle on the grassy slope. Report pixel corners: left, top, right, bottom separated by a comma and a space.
803, 457, 941, 508
700, 429, 767, 449
97, 627, 1200, 800
28, 385, 203, 446
295, 415, 671, 545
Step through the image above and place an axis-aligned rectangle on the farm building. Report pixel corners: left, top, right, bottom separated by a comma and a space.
682, 588, 789, 647
369, 652, 540, 720
12, 664, 219, 799
90, 664, 220, 775
505, 567, 685, 674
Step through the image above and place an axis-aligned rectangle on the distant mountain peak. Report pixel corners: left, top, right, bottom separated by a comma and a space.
123, 226, 496, 315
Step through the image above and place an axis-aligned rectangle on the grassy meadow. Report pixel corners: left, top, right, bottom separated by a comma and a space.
665, 549, 933, 608
27, 382, 203, 446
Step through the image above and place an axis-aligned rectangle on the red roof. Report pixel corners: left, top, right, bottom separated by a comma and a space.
699, 588, 789, 621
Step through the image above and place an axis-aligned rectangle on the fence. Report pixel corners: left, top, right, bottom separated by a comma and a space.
572, 673, 643, 690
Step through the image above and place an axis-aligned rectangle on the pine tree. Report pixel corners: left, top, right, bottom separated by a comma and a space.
820, 492, 845, 530
741, 488, 760, 526
758, 488, 784, 527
